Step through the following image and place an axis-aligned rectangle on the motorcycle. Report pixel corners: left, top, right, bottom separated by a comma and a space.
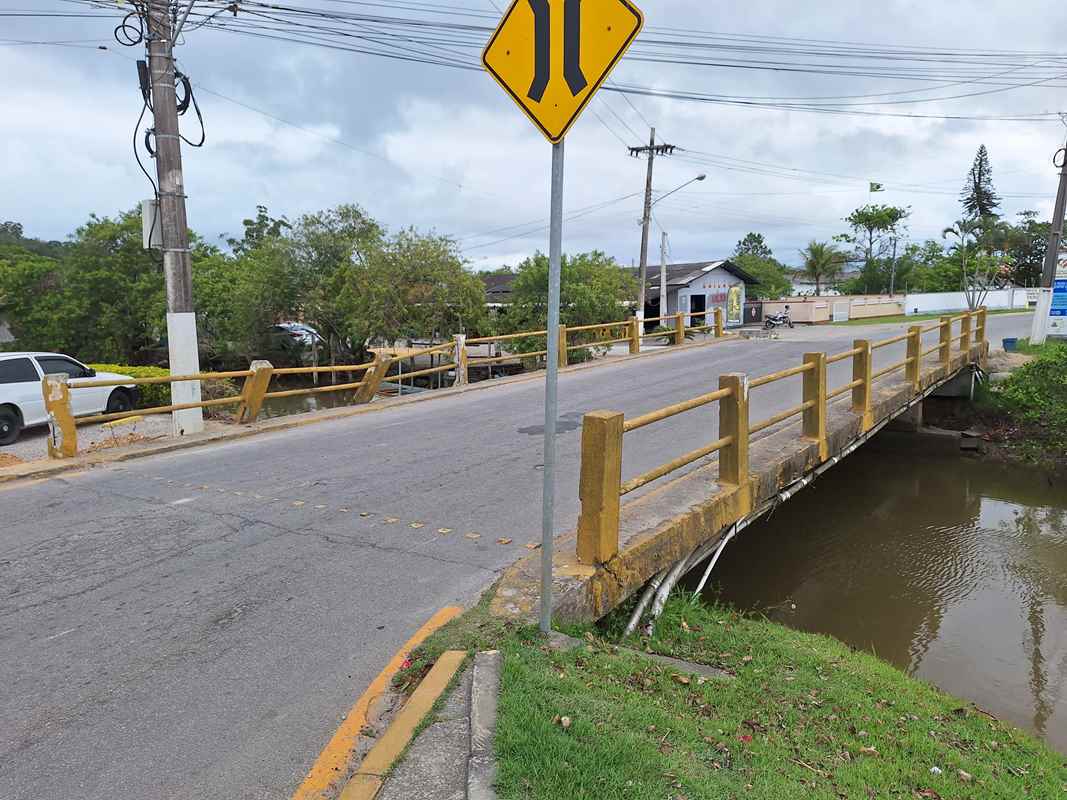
763, 311, 794, 329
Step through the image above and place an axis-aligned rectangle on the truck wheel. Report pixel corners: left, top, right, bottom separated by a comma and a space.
0, 406, 22, 446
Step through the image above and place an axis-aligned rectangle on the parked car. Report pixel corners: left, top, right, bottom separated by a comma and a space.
267, 322, 327, 366
0, 353, 137, 445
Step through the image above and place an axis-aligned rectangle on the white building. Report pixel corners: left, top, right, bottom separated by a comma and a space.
642, 260, 758, 329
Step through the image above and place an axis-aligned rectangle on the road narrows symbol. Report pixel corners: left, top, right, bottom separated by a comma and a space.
527, 0, 550, 102
483, 0, 642, 142
526, 0, 588, 102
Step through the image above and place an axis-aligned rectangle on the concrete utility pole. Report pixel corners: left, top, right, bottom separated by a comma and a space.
1030, 131, 1067, 344
630, 128, 676, 327
659, 230, 668, 323
147, 0, 204, 434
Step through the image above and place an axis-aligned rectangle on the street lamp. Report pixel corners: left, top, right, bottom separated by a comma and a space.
639, 174, 706, 328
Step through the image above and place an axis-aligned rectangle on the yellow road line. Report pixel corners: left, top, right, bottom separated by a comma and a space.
339, 650, 468, 800
290, 606, 462, 800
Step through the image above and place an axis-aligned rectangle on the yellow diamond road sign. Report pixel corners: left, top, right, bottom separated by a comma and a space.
482, 0, 644, 144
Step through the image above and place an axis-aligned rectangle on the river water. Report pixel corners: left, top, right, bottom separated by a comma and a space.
702, 445, 1067, 752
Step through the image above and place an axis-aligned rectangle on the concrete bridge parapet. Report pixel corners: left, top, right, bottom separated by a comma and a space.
491, 309, 990, 624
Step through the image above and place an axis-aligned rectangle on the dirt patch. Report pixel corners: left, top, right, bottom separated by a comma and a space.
985, 350, 1034, 373
0, 453, 25, 468
84, 432, 160, 453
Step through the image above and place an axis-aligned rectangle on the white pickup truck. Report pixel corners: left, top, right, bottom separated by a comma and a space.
0, 353, 137, 445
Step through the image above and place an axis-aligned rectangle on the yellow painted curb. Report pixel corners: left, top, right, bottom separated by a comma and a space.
338, 650, 468, 800
291, 607, 462, 800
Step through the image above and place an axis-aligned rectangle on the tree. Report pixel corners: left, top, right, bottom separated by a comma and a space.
798, 241, 845, 296
839, 204, 910, 293
1001, 211, 1049, 287
942, 218, 999, 309
733, 253, 791, 300
507, 251, 635, 331
224, 205, 291, 256
733, 232, 773, 261
961, 145, 1001, 220
338, 229, 487, 349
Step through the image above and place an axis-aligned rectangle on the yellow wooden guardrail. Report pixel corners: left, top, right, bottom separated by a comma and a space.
42, 340, 463, 459
457, 308, 727, 380
574, 307, 987, 566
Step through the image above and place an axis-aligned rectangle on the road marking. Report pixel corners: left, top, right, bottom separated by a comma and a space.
169, 497, 195, 506
44, 628, 76, 641
290, 605, 462, 800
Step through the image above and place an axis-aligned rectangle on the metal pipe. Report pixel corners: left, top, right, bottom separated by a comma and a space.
622, 567, 669, 637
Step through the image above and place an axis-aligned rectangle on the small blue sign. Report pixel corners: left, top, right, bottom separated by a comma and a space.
1051, 278, 1067, 317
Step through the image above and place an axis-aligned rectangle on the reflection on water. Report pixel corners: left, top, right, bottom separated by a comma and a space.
259, 390, 361, 419
700, 447, 1067, 752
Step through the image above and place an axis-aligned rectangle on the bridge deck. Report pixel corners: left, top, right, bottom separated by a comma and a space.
0, 314, 1031, 800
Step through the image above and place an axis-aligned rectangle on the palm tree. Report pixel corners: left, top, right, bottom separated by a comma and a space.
799, 241, 844, 296
942, 218, 989, 309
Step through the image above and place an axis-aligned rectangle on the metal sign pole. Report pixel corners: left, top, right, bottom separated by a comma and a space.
540, 139, 565, 634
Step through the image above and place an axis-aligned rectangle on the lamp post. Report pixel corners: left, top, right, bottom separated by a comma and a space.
647, 174, 705, 327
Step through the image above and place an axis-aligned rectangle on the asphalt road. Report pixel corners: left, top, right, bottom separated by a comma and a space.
0, 314, 1032, 800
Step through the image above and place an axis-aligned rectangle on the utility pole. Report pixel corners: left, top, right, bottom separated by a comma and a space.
147, 0, 204, 434
1030, 131, 1067, 344
659, 230, 668, 324
630, 128, 676, 327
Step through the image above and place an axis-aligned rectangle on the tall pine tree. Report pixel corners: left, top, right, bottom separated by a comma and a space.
961, 145, 1001, 220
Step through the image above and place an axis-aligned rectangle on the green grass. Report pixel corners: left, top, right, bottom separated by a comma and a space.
409, 597, 1065, 799
830, 308, 1025, 326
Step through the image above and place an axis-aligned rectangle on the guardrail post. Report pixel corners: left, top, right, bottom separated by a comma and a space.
42, 373, 78, 458
453, 334, 468, 386
718, 373, 749, 488
629, 317, 640, 354
939, 315, 952, 364
802, 352, 827, 460
976, 306, 987, 345
960, 312, 972, 354
906, 326, 922, 393
852, 339, 873, 431
354, 353, 390, 404
576, 410, 624, 565
674, 312, 685, 345
714, 307, 724, 338
558, 324, 568, 368
236, 360, 274, 423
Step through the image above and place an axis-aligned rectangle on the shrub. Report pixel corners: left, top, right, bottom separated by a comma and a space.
89, 364, 170, 408
88, 364, 242, 418
990, 342, 1067, 452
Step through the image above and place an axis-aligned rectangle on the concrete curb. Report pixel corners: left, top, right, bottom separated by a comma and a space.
468, 650, 502, 800
0, 333, 740, 487
339, 650, 468, 800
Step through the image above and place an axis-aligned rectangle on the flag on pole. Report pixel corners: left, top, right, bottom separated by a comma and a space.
869, 182, 885, 193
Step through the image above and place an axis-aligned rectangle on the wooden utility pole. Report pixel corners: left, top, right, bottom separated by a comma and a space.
147, 0, 204, 433
636, 127, 655, 326
631, 129, 676, 327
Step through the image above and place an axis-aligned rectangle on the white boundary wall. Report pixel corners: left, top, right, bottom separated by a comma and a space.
903, 288, 1032, 316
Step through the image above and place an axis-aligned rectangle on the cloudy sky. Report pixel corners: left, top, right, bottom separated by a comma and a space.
1, 0, 1064, 269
